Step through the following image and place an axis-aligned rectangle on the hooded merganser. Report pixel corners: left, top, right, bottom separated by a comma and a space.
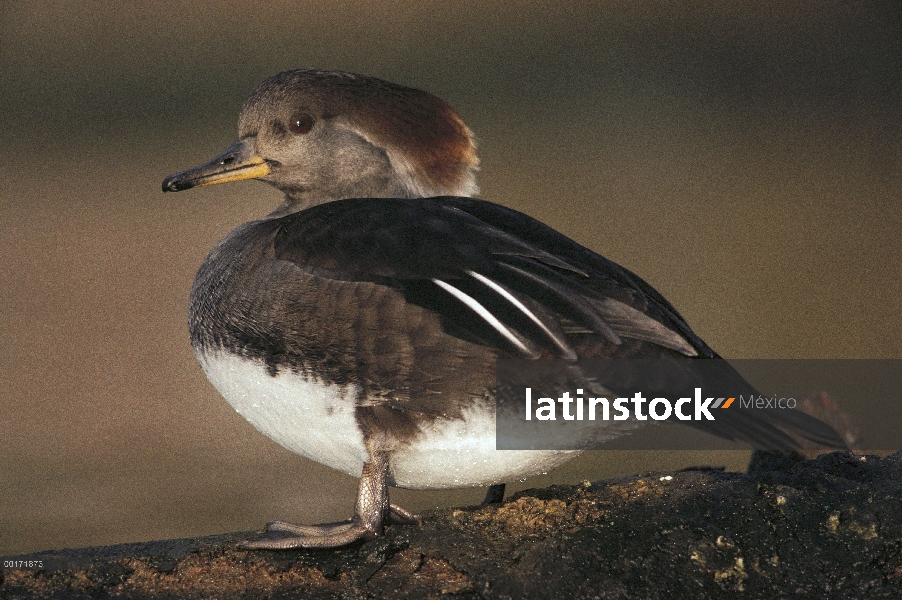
162, 70, 844, 549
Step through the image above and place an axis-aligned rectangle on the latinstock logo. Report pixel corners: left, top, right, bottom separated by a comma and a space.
523, 388, 739, 422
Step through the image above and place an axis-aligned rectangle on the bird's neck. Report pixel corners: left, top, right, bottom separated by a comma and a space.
269, 164, 466, 218
266, 178, 421, 218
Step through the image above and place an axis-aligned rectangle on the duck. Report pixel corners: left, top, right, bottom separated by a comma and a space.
162, 69, 844, 549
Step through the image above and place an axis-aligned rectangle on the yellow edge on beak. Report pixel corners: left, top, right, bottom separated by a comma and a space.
163, 140, 272, 193
193, 157, 271, 188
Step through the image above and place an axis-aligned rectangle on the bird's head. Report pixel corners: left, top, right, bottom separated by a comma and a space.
162, 70, 479, 211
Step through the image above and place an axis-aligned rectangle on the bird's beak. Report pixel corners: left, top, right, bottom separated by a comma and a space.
162, 138, 271, 192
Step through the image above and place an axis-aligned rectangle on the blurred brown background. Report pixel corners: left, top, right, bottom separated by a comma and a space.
1, 1, 899, 556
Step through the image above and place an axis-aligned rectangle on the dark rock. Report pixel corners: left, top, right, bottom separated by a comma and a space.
3, 451, 901, 599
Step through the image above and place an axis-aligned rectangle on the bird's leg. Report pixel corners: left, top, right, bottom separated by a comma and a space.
481, 483, 506, 505
240, 438, 418, 549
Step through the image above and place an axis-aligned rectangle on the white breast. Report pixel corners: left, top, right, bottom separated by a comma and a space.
198, 351, 579, 489
199, 351, 369, 478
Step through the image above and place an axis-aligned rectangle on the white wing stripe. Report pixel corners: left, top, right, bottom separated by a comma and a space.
432, 278, 536, 357
467, 270, 576, 359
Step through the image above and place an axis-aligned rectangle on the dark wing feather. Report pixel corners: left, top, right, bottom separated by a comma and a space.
434, 197, 713, 356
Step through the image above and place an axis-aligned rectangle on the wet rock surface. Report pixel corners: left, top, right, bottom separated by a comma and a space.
3, 451, 901, 599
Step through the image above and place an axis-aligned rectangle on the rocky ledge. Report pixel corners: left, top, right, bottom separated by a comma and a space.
3, 451, 901, 599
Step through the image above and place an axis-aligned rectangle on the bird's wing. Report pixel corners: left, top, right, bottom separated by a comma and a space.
271, 196, 706, 360
267, 196, 845, 451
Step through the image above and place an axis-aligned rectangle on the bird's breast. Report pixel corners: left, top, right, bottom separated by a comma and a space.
198, 349, 369, 478
197, 349, 578, 489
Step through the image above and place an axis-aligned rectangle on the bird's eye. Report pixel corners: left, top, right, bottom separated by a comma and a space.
288, 113, 314, 134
